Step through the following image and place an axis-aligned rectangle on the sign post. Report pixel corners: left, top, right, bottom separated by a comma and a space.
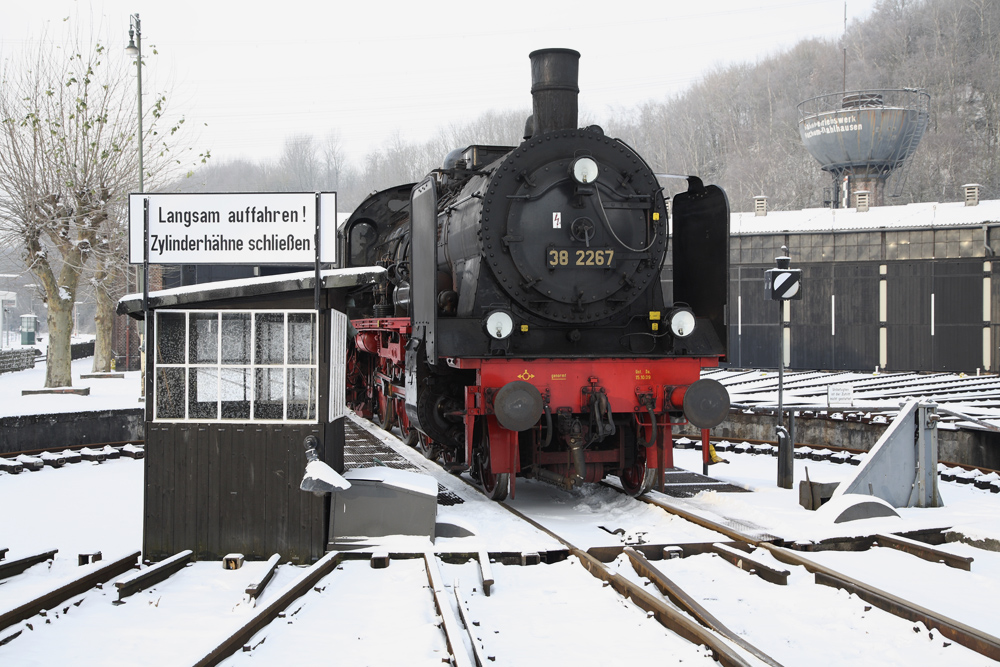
143, 198, 150, 415
765, 246, 801, 489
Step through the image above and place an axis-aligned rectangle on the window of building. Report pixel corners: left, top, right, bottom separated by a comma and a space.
154, 310, 318, 423
887, 230, 933, 260
789, 234, 833, 263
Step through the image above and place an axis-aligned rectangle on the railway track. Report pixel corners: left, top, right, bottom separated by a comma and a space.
3, 433, 992, 485
385, 416, 1000, 666
0, 549, 305, 665
613, 480, 1000, 661
3, 417, 1000, 665
503, 474, 1000, 665
0, 543, 739, 665
205, 550, 729, 667
0, 422, 760, 665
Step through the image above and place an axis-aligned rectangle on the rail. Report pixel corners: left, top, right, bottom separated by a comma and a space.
619, 479, 1000, 663
0, 551, 140, 634
762, 544, 1000, 661
496, 497, 762, 667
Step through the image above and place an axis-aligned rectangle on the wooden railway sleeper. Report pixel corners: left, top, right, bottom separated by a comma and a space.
708, 542, 790, 585
245, 554, 281, 600
113, 550, 193, 603
477, 550, 494, 597
873, 532, 973, 571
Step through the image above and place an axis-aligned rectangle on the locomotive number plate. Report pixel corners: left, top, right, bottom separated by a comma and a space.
546, 248, 615, 268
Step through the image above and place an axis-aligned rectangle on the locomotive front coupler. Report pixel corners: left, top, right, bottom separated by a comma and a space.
539, 410, 585, 488
529, 465, 578, 491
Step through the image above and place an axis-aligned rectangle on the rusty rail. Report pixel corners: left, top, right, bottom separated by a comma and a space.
0, 551, 140, 633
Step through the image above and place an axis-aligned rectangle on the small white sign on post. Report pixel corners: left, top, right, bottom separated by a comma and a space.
128, 192, 338, 265
827, 384, 854, 407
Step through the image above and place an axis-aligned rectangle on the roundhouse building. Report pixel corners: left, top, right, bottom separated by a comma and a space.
671, 185, 1000, 374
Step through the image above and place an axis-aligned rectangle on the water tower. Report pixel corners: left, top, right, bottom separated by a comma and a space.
798, 89, 930, 208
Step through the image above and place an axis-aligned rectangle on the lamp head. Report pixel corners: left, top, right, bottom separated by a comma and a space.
125, 15, 140, 58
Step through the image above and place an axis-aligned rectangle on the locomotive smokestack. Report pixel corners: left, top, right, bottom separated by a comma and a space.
529, 48, 580, 135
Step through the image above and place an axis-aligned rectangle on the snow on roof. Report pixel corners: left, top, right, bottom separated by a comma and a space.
117, 266, 386, 316
729, 198, 1000, 235
344, 466, 438, 497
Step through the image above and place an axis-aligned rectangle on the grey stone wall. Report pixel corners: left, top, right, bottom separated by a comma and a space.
675, 411, 1000, 470
0, 349, 37, 374
0, 409, 143, 455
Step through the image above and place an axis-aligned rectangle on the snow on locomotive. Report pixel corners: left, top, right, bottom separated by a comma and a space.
342, 48, 731, 499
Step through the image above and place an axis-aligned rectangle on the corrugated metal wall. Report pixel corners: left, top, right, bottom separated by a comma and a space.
729, 265, 779, 369
791, 264, 834, 369
723, 258, 982, 372
831, 263, 880, 370
931, 261, 983, 371
886, 262, 933, 370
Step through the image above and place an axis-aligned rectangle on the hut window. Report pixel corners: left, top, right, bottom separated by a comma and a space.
154, 309, 318, 423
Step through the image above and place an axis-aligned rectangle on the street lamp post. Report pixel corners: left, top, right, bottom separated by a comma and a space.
126, 14, 147, 402
126, 14, 142, 193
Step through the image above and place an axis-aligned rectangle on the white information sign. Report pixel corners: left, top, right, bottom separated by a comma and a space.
827, 384, 854, 407
128, 192, 338, 265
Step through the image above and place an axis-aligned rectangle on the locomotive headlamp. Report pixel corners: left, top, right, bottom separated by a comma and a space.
570, 157, 599, 184
485, 311, 515, 339
668, 307, 696, 338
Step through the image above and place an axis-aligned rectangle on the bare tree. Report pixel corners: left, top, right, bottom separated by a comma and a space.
0, 24, 185, 386
321, 131, 345, 191
277, 134, 320, 191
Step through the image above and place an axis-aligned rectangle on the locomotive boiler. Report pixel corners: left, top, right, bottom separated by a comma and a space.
343, 48, 731, 499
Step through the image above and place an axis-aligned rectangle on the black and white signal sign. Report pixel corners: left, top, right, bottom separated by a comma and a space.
765, 268, 802, 300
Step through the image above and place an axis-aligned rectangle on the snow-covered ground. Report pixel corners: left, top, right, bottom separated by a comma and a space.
2, 363, 1000, 665
0, 354, 142, 419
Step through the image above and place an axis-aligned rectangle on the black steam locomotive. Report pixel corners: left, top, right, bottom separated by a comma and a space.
342, 49, 730, 499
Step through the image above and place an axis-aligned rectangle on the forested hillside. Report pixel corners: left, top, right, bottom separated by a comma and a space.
173, 0, 999, 213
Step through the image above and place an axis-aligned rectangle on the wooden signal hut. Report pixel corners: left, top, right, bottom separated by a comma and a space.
118, 268, 383, 563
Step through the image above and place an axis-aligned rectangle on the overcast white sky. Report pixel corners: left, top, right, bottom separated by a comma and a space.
2, 0, 880, 166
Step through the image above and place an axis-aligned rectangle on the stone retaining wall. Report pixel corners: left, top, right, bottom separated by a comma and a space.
676, 411, 1000, 470
0, 409, 144, 455
0, 349, 37, 374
